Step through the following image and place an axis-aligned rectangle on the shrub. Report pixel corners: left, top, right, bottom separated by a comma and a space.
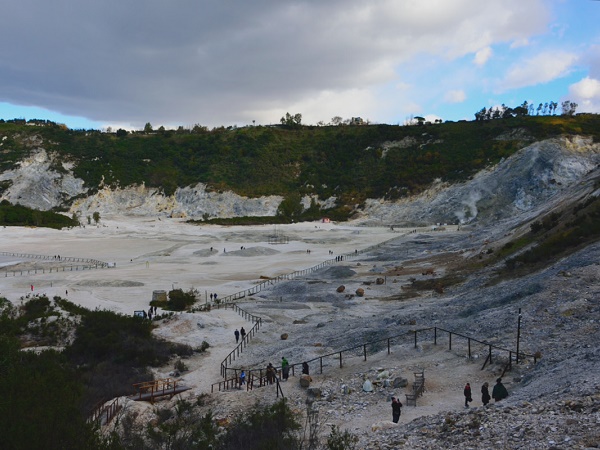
326, 425, 359, 450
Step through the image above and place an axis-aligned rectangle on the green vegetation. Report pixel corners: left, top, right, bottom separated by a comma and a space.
0, 296, 193, 440
0, 200, 78, 228
166, 288, 199, 311
1, 115, 598, 222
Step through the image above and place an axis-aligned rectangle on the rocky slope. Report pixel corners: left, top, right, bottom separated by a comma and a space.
1, 136, 598, 225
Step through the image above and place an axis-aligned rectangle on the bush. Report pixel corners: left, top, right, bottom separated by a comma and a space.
167, 288, 197, 311
326, 425, 359, 450
197, 341, 210, 353
218, 399, 301, 450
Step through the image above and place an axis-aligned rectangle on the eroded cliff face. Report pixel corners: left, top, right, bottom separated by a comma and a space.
70, 183, 284, 219
0, 136, 598, 224
358, 136, 600, 227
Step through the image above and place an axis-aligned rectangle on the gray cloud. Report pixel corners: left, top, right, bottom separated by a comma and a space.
0, 0, 550, 128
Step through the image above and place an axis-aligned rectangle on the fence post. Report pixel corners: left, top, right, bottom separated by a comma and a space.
414, 330, 418, 348
363, 344, 367, 361
468, 338, 471, 359
488, 345, 492, 364
387, 338, 390, 355
449, 332, 452, 351
320, 357, 323, 374
434, 327, 437, 345
339, 352, 343, 368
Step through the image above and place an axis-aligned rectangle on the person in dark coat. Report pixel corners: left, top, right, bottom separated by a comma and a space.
391, 397, 402, 423
240, 327, 246, 340
302, 361, 309, 375
266, 363, 276, 384
234, 329, 240, 343
464, 382, 472, 407
492, 378, 508, 402
481, 382, 491, 406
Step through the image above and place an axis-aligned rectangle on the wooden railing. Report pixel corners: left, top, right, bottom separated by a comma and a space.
88, 397, 121, 425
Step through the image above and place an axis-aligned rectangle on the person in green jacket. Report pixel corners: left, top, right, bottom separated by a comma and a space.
492, 378, 508, 402
281, 356, 290, 381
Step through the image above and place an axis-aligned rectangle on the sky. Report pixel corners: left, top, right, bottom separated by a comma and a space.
0, 0, 599, 130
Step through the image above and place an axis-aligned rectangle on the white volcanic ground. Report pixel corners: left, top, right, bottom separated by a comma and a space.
0, 217, 478, 433
5, 215, 597, 448
0, 216, 394, 313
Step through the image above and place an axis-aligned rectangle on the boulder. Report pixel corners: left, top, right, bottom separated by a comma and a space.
376, 277, 385, 285
307, 387, 322, 399
280, 333, 288, 340
355, 288, 365, 297
363, 379, 373, 392
336, 285, 345, 293
393, 377, 409, 388
300, 374, 312, 388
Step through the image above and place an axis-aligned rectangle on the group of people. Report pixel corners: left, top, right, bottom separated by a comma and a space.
234, 327, 246, 343
262, 358, 309, 384
464, 378, 508, 408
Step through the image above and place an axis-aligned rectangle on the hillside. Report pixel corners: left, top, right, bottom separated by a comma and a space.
1, 115, 599, 223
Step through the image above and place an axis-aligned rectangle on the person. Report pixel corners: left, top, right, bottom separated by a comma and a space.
239, 370, 246, 387
302, 361, 309, 375
240, 327, 246, 340
266, 363, 276, 384
481, 382, 491, 406
492, 378, 508, 402
464, 382, 473, 407
281, 356, 290, 381
391, 396, 402, 423
234, 329, 240, 343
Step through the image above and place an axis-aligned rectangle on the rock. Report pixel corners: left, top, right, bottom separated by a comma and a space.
280, 333, 288, 340
363, 379, 373, 392
300, 374, 312, 387
356, 288, 365, 297
307, 387, 322, 399
377, 370, 390, 379
393, 377, 408, 388
337, 285, 346, 293
376, 277, 385, 285
372, 421, 398, 431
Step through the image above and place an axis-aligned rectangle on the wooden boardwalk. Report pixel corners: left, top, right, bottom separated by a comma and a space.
130, 378, 190, 403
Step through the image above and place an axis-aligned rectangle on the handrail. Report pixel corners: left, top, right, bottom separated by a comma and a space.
221, 326, 538, 383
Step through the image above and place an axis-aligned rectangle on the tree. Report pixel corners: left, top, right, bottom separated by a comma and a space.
144, 122, 153, 133
331, 116, 343, 126
116, 128, 128, 137
92, 212, 100, 224
280, 112, 302, 128
561, 100, 578, 116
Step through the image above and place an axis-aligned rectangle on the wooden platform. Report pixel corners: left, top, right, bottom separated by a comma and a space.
130, 378, 191, 403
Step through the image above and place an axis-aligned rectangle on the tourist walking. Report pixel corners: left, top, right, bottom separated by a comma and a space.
391, 397, 403, 423
239, 370, 246, 388
492, 378, 508, 402
234, 329, 240, 343
464, 382, 472, 407
266, 363, 276, 384
240, 327, 246, 340
281, 356, 290, 381
481, 382, 491, 406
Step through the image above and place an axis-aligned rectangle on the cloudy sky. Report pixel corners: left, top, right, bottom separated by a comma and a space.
1, 0, 599, 130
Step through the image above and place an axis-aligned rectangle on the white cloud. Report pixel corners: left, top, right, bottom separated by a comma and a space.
0, 0, 555, 126
444, 90, 467, 103
497, 51, 578, 92
474, 47, 493, 66
569, 77, 600, 113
